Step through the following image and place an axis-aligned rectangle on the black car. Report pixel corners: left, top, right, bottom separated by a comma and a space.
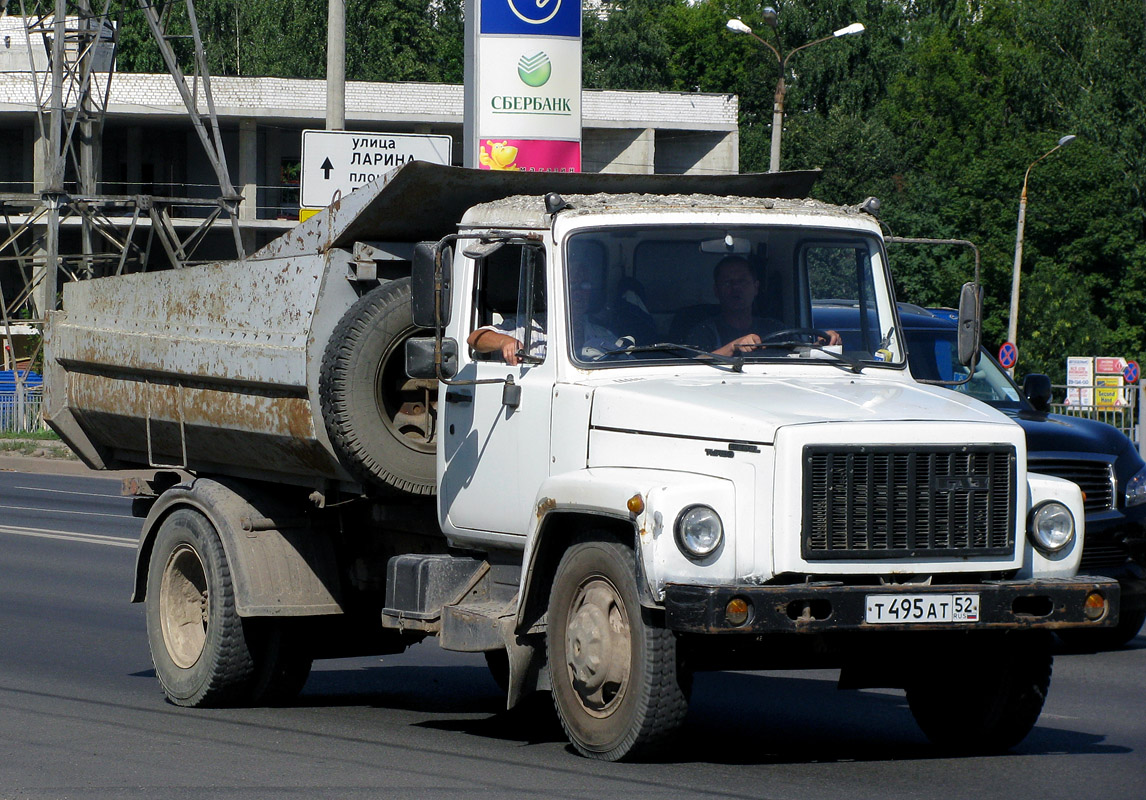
814, 303, 1146, 647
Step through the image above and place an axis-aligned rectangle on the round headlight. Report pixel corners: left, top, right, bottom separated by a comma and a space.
675, 505, 723, 559
1028, 501, 1075, 554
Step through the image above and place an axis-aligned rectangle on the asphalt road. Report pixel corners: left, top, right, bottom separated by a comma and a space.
1, 465, 1144, 800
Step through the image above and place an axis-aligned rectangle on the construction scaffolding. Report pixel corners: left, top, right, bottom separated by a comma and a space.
1, 0, 245, 423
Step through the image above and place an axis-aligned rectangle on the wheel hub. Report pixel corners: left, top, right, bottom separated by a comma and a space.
565, 579, 631, 717
159, 543, 209, 669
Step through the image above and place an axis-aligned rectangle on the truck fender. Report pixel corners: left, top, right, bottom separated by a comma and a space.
514, 468, 740, 633
131, 477, 344, 617
1016, 471, 1087, 580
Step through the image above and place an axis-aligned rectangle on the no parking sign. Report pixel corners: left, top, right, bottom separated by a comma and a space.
1124, 360, 1140, 384
998, 342, 1018, 370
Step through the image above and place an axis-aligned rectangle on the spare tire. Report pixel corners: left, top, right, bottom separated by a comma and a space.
320, 278, 437, 495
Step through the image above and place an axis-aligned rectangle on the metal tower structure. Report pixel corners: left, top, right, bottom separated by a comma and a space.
1, 0, 244, 380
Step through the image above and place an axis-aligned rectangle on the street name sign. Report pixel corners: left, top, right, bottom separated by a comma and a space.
300, 130, 452, 209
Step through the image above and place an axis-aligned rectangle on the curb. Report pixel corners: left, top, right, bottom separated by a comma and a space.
0, 450, 163, 480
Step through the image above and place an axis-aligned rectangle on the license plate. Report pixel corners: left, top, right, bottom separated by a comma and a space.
865, 593, 980, 624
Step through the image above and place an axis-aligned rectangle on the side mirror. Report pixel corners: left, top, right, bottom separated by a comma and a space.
411, 242, 451, 328
956, 282, 982, 368
1023, 373, 1052, 413
405, 336, 458, 380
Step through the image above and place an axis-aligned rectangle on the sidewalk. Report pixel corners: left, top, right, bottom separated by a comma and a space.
0, 438, 162, 480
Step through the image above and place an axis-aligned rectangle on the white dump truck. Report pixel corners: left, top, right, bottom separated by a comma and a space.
44, 163, 1119, 761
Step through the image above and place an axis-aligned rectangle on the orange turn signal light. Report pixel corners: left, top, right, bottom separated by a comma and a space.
627, 494, 645, 515
726, 597, 751, 626
1084, 591, 1107, 621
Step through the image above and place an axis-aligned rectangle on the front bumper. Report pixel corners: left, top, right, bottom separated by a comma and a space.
664, 576, 1121, 634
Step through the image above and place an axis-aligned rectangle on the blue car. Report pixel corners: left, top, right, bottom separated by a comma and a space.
814, 303, 1146, 648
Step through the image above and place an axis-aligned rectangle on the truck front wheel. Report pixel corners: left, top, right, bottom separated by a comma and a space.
905, 632, 1052, 753
145, 509, 256, 707
547, 539, 690, 761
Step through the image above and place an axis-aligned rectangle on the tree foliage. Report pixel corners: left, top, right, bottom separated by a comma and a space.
106, 0, 1146, 381
114, 0, 463, 82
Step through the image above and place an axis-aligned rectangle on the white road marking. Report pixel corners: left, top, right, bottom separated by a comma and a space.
0, 523, 137, 549
12, 484, 131, 501
0, 502, 134, 520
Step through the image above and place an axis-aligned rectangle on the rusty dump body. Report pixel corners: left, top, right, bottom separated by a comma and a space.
44, 162, 819, 488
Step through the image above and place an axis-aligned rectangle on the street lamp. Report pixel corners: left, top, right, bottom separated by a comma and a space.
726, 12, 865, 172
1006, 134, 1077, 372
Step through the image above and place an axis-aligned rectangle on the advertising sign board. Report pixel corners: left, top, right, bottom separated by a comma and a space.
476, 38, 581, 141
1096, 375, 1125, 408
480, 0, 581, 36
1066, 356, 1094, 407
1096, 356, 1128, 374
477, 139, 581, 171
466, 0, 582, 171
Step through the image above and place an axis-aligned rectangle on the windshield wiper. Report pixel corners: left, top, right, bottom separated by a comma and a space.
603, 342, 746, 372
605, 341, 865, 374
736, 340, 866, 374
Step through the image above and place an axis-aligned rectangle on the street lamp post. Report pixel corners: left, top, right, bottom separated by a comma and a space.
727, 13, 864, 173
1007, 134, 1077, 373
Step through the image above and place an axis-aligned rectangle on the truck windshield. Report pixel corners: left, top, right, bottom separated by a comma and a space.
564, 225, 903, 369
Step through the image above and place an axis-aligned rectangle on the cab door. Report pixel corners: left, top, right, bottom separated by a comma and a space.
438, 242, 554, 539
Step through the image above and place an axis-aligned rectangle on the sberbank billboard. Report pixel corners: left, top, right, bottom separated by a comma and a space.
464, 0, 582, 172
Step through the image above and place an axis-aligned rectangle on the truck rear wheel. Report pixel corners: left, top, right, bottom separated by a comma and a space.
145, 509, 256, 707
248, 620, 314, 705
905, 632, 1052, 753
320, 277, 436, 495
547, 539, 690, 761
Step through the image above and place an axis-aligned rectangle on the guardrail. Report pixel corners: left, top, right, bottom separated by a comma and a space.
0, 389, 44, 433
1051, 383, 1141, 446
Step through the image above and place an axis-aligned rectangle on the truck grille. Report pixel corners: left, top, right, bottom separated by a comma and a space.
803, 445, 1016, 560
1027, 458, 1115, 515
1079, 538, 1131, 570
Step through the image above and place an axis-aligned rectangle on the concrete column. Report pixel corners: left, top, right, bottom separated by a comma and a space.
32, 128, 49, 192
238, 119, 258, 252
635, 128, 654, 173
239, 119, 258, 221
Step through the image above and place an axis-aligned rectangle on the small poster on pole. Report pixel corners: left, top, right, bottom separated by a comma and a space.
1066, 356, 1094, 407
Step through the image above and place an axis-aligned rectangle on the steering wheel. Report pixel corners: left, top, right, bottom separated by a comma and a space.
760, 327, 832, 344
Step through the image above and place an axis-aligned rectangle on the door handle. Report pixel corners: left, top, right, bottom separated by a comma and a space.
445, 390, 472, 404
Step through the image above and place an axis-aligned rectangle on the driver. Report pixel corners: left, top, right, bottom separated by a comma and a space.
466, 264, 618, 366
687, 255, 841, 357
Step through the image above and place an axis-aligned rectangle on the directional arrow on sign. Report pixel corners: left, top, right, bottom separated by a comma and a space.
320, 157, 334, 179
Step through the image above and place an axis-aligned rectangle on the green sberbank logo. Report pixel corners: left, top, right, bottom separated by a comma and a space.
517, 51, 552, 87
